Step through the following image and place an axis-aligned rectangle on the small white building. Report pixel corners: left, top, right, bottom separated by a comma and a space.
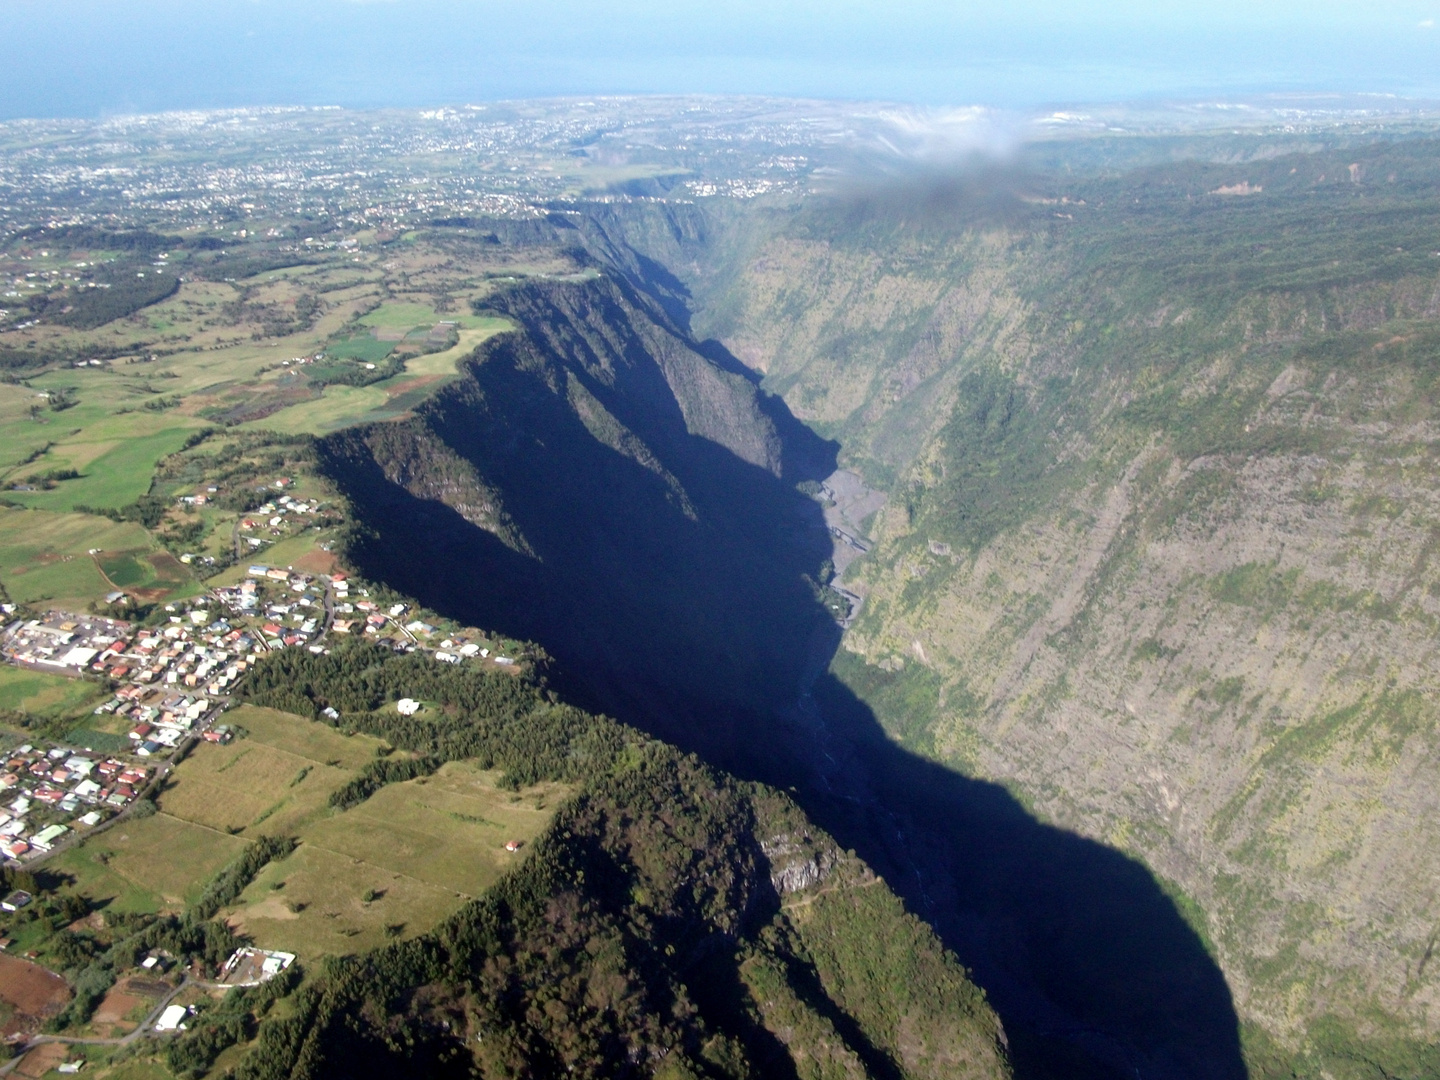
396, 698, 420, 717
154, 1004, 188, 1032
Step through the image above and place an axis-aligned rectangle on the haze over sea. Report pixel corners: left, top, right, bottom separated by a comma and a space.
5, 0, 1440, 119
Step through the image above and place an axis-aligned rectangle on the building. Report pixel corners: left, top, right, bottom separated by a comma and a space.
154, 1004, 189, 1032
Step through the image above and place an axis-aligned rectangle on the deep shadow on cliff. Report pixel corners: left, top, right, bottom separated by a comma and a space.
314, 272, 1246, 1080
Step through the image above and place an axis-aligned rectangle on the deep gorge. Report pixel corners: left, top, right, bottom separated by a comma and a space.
316, 260, 1246, 1080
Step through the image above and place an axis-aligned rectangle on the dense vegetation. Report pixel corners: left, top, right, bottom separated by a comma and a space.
238, 641, 624, 788
222, 642, 1010, 1080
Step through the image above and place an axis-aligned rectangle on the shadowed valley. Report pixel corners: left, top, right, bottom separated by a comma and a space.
317, 262, 1245, 1080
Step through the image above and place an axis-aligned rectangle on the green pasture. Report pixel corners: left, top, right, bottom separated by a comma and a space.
224, 704, 383, 770
358, 302, 443, 329
55, 812, 249, 913
0, 665, 107, 721
0, 508, 158, 608
324, 335, 394, 363
156, 704, 385, 837
92, 548, 191, 598
95, 551, 148, 587
226, 843, 462, 956
5, 426, 197, 512
135, 704, 563, 957
240, 384, 389, 435
300, 760, 561, 896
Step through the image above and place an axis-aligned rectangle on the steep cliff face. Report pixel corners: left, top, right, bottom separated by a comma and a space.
318, 256, 1247, 1080
319, 271, 838, 749
675, 141, 1440, 1073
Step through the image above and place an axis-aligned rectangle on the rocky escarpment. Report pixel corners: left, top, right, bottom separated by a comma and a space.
670, 140, 1440, 1076
319, 270, 839, 749
318, 258, 1246, 1080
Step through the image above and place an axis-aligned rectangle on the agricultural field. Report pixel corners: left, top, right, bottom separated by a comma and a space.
299, 759, 562, 895
57, 703, 564, 958
154, 704, 383, 837
222, 758, 563, 956
0, 665, 108, 723
0, 223, 535, 616
0, 507, 188, 609
223, 843, 464, 956
239, 314, 511, 435
0, 953, 71, 1039
52, 813, 250, 914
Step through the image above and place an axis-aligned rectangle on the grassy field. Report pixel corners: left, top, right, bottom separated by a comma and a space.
358, 301, 445, 329
63, 1048, 174, 1080
239, 384, 390, 435
0, 507, 168, 608
226, 760, 558, 956
121, 703, 565, 957
157, 704, 384, 837
324, 334, 394, 363
223, 705, 381, 769
301, 760, 562, 895
226, 843, 463, 956
53, 813, 250, 913
0, 666, 108, 722
6, 426, 198, 513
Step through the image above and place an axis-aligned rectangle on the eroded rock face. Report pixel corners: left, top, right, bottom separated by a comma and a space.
760, 830, 837, 895
319, 243, 1244, 1079
649, 154, 1440, 1070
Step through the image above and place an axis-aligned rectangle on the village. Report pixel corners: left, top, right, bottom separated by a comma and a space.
0, 546, 512, 875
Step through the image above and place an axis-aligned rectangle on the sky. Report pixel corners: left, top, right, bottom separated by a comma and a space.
4, 0, 1440, 119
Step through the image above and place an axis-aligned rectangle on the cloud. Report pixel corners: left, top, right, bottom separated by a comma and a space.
1421, 17, 1436, 28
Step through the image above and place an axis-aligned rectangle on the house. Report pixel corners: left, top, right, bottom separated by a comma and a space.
1, 890, 31, 911
0, 842, 26, 860
28, 824, 67, 851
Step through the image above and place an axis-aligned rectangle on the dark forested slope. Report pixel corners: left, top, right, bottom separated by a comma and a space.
222, 641, 1010, 1080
